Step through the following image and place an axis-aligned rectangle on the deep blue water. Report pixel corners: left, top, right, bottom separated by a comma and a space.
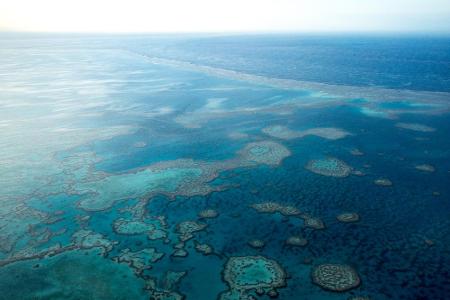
2, 33, 450, 92
134, 34, 450, 92
0, 34, 449, 300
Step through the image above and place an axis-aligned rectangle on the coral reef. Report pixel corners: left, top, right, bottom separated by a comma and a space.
286, 236, 308, 247
72, 229, 117, 255
113, 218, 167, 240
176, 221, 207, 242
76, 140, 290, 211
147, 270, 187, 300
238, 141, 291, 166
163, 270, 187, 291
305, 158, 352, 177
0, 229, 117, 267
0, 248, 150, 299
251, 202, 283, 214
302, 216, 326, 230
220, 256, 287, 300
396, 123, 436, 132
0, 203, 50, 254
279, 205, 302, 216
198, 209, 219, 219
248, 239, 265, 249
350, 149, 364, 156
194, 241, 213, 255
312, 264, 361, 292
415, 164, 435, 172
300, 127, 351, 140
113, 248, 165, 274
262, 125, 299, 140
337, 213, 360, 223
250, 202, 301, 216
262, 125, 350, 140
251, 202, 323, 231
171, 249, 188, 258
351, 170, 365, 176
374, 178, 392, 186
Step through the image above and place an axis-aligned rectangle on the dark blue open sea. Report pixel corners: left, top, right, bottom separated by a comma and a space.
0, 34, 449, 300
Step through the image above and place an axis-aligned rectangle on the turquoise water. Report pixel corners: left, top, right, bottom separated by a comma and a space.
0, 34, 450, 300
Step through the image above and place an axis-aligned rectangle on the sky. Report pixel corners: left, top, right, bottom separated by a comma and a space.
1, 0, 450, 33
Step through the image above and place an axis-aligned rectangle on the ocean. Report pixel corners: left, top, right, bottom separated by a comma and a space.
0, 33, 449, 299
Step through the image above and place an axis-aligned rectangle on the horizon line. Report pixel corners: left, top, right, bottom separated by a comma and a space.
1, 29, 450, 37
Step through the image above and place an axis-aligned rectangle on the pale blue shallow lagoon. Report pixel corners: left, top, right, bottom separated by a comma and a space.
0, 34, 450, 300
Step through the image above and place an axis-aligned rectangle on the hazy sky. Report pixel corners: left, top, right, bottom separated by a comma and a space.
1, 0, 450, 33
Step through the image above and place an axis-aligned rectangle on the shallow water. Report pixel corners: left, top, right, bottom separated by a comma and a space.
0, 34, 450, 300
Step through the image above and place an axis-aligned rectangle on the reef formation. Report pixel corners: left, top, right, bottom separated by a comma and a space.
220, 256, 287, 300
194, 241, 214, 255
250, 202, 301, 216
374, 178, 393, 186
76, 140, 290, 211
337, 213, 360, 223
176, 220, 207, 242
263, 125, 351, 140
248, 239, 265, 249
415, 164, 435, 172
113, 248, 165, 275
198, 209, 219, 219
312, 264, 361, 292
113, 218, 167, 240
303, 215, 326, 230
396, 122, 436, 132
286, 236, 308, 247
350, 149, 364, 156
305, 158, 352, 177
